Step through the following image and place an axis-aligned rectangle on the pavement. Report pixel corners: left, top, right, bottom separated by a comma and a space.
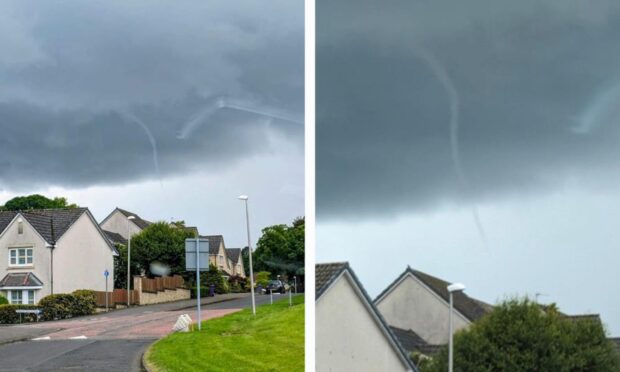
0, 292, 283, 371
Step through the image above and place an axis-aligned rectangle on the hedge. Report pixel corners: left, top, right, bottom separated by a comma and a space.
38, 290, 97, 321
0, 295, 8, 305
0, 304, 39, 324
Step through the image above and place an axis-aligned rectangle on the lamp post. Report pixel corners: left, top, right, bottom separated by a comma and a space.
238, 195, 256, 316
126, 215, 136, 307
447, 282, 466, 372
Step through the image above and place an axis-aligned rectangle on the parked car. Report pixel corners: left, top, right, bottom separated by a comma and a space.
265, 280, 286, 294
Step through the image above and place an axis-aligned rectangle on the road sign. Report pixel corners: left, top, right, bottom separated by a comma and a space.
185, 238, 210, 331
185, 239, 210, 271
104, 269, 109, 277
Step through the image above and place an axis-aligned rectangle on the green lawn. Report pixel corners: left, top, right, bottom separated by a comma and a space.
147, 295, 305, 372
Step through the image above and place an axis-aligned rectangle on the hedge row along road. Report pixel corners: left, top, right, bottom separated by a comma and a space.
0, 293, 280, 371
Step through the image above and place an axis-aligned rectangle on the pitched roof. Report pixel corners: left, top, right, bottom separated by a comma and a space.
116, 208, 152, 229
0, 208, 86, 243
200, 235, 224, 255
316, 262, 349, 299
390, 326, 443, 356
0, 272, 44, 288
226, 248, 242, 263
316, 262, 418, 371
103, 230, 127, 245
375, 266, 492, 322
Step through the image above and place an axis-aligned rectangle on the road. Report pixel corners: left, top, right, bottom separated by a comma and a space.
0, 292, 284, 371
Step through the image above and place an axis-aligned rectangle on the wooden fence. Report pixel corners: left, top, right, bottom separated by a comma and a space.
94, 275, 185, 307
94, 289, 138, 307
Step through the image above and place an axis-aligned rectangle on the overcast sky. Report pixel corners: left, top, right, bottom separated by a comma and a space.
0, 1, 304, 248
317, 0, 620, 335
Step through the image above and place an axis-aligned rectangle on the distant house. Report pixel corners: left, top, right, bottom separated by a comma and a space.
374, 266, 492, 347
0, 208, 118, 304
226, 248, 246, 278
316, 262, 417, 372
100, 207, 152, 241
200, 235, 235, 277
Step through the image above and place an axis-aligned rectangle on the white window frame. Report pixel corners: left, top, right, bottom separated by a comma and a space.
7, 289, 35, 305
8, 247, 33, 267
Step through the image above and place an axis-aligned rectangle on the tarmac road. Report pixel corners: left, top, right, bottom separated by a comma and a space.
0, 292, 284, 371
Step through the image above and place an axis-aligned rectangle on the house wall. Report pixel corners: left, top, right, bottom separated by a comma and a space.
376, 274, 470, 344
53, 213, 115, 294
0, 217, 52, 302
316, 274, 411, 372
100, 210, 142, 239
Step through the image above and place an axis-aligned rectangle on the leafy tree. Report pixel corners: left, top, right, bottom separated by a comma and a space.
241, 246, 250, 277
253, 217, 304, 280
255, 271, 272, 287
113, 243, 141, 289
129, 222, 194, 282
1, 194, 78, 211
422, 298, 620, 372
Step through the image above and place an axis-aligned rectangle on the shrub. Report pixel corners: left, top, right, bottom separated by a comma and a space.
255, 271, 271, 287
0, 304, 40, 324
201, 264, 229, 294
190, 287, 211, 299
71, 290, 96, 316
39, 294, 77, 321
0, 295, 8, 305
228, 275, 247, 293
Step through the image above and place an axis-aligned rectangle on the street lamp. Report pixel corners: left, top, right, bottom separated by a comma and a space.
127, 215, 136, 307
238, 195, 256, 316
447, 282, 466, 372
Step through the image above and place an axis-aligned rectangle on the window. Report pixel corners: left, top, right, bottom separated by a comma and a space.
27, 290, 35, 305
10, 290, 22, 305
18, 221, 23, 234
9, 248, 33, 266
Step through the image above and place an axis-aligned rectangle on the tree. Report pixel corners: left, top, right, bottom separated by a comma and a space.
129, 222, 195, 281
241, 246, 250, 277
253, 217, 304, 280
201, 264, 229, 294
422, 298, 620, 372
1, 194, 78, 211
113, 243, 141, 289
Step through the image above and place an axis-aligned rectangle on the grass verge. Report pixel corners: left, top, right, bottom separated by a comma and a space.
147, 295, 304, 372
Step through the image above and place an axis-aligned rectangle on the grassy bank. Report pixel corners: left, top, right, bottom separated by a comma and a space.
147, 295, 305, 372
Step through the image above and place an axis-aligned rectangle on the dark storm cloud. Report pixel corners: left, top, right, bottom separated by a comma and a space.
317, 0, 620, 219
0, 1, 303, 190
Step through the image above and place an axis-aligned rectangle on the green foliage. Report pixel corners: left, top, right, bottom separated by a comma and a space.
0, 295, 8, 305
71, 290, 97, 316
253, 217, 304, 280
39, 294, 77, 320
148, 296, 305, 372
200, 264, 229, 294
0, 304, 39, 324
113, 243, 140, 289
422, 298, 620, 372
228, 275, 247, 293
130, 222, 195, 280
255, 271, 271, 287
2, 194, 78, 211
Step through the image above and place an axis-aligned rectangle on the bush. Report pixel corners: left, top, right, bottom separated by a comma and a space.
190, 287, 212, 299
0, 304, 40, 324
228, 275, 247, 293
255, 271, 271, 287
201, 264, 229, 294
71, 290, 96, 316
39, 294, 77, 321
0, 295, 8, 305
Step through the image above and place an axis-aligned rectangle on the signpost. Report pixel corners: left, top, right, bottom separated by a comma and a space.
185, 238, 209, 331
104, 269, 110, 312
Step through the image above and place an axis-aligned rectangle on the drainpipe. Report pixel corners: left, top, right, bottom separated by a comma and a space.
49, 216, 55, 296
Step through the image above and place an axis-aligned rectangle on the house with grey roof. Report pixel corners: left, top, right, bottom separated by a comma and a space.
225, 248, 245, 278
200, 235, 236, 278
374, 266, 493, 348
99, 207, 152, 241
316, 262, 417, 372
0, 208, 118, 304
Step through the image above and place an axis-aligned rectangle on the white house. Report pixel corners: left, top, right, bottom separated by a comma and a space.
0, 208, 118, 304
374, 266, 492, 347
316, 262, 416, 372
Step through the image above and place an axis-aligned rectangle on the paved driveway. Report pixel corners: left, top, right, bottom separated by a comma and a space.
0, 292, 281, 371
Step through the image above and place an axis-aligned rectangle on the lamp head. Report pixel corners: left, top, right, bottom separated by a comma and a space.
238, 195, 249, 201
128, 215, 136, 220
447, 283, 466, 293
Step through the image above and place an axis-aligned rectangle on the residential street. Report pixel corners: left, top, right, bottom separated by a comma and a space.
0, 292, 283, 371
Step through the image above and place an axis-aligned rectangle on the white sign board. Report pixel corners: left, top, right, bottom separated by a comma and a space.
185, 238, 210, 271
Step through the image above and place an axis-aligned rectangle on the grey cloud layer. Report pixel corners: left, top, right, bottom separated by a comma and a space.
0, 1, 303, 190
317, 0, 620, 219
